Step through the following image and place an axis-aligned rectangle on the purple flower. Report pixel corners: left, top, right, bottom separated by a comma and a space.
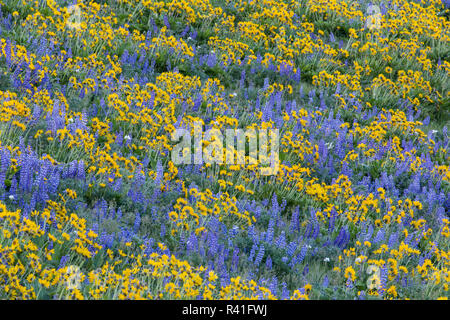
297, 245, 308, 265
374, 228, 385, 244
275, 231, 287, 249
58, 255, 69, 269
248, 242, 258, 263
266, 256, 272, 270
0, 149, 10, 189
330, 32, 335, 43
254, 245, 265, 266
134, 212, 141, 232
77, 160, 85, 180
323, 275, 329, 288
289, 207, 300, 233
286, 241, 297, 257
187, 232, 198, 253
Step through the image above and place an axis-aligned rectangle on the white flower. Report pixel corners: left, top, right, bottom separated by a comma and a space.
355, 257, 362, 264
187, 37, 192, 41
124, 135, 131, 141
324, 257, 330, 262
68, 118, 74, 123
431, 130, 438, 134
8, 195, 14, 200
306, 245, 312, 249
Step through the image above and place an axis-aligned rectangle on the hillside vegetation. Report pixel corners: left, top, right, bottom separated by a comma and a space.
0, 0, 448, 299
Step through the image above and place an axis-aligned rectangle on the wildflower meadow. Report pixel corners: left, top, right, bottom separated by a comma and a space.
0, 0, 448, 301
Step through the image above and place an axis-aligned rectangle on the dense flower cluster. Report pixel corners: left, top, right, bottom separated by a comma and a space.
0, 0, 448, 299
